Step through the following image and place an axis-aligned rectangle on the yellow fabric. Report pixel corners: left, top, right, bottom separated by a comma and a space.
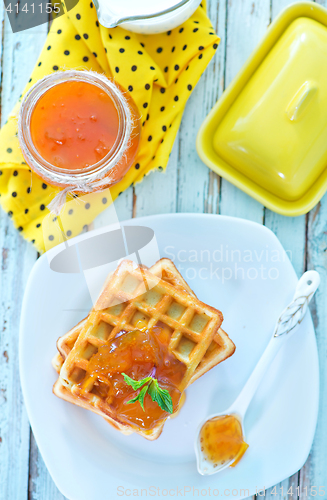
0, 0, 219, 253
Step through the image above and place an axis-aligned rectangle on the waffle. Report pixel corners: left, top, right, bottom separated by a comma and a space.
53, 259, 235, 384
56, 259, 227, 439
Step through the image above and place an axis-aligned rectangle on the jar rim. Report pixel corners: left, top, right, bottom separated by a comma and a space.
18, 70, 133, 187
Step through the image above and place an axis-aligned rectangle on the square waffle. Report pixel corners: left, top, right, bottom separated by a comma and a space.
53, 259, 235, 382
54, 259, 235, 440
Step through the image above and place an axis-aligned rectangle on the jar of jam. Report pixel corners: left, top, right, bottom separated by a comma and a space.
18, 70, 140, 200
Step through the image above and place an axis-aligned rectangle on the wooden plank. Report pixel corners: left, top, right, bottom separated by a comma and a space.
176, 0, 226, 214
0, 11, 48, 500
219, 0, 269, 222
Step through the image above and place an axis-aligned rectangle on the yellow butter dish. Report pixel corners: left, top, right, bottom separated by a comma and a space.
196, 2, 327, 216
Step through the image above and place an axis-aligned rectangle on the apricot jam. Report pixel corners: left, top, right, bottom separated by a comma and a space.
200, 415, 249, 468
18, 71, 141, 190
79, 327, 186, 430
30, 81, 120, 170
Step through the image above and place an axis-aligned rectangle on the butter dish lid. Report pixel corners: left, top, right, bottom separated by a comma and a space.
197, 2, 327, 216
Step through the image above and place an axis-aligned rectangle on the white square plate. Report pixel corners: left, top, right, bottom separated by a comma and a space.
19, 214, 319, 500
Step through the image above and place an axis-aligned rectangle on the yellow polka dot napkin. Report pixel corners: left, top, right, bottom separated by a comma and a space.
0, 0, 219, 253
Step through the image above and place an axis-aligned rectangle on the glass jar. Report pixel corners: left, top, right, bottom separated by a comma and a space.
18, 70, 141, 193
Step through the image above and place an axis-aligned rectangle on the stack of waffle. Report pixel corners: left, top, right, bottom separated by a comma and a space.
53, 258, 235, 440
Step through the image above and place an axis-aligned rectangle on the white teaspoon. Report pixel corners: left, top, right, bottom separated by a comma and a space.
195, 270, 320, 475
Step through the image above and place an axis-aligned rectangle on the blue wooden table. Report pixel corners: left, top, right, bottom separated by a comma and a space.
0, 0, 326, 498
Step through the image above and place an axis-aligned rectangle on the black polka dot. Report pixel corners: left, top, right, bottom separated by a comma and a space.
115, 66, 119, 73
29, 78, 32, 83
102, 197, 107, 204
76, 13, 81, 19
31, 239, 35, 244
7, 148, 12, 153
135, 163, 140, 169
64, 50, 69, 55
188, 84, 192, 91
213, 43, 218, 49
125, 35, 130, 40
119, 48, 125, 53
83, 33, 88, 39
160, 106, 165, 112
93, 52, 97, 57
199, 46, 204, 51
83, 56, 89, 62
194, 20, 199, 24
109, 34, 112, 39
143, 102, 148, 108
174, 64, 179, 70
96, 21, 99, 27
75, 34, 81, 40
25, 208, 29, 214
145, 83, 150, 90
157, 47, 163, 53
186, 65, 189, 70
167, 30, 172, 35
119, 192, 123, 196
68, 209, 73, 215
90, 1, 93, 7
183, 44, 187, 50
18, 226, 23, 232
179, 27, 184, 33
147, 114, 150, 121
67, 230, 72, 237
162, 125, 167, 131
49, 235, 54, 241
47, 45, 51, 50
174, 96, 179, 101
142, 121, 145, 127
83, 225, 88, 230
193, 28, 199, 32
53, 65, 59, 71
8, 211, 13, 217
131, 65, 137, 71
138, 51, 143, 55
164, 66, 168, 72
160, 88, 165, 94
53, 217, 57, 222
150, 66, 155, 70
209, 32, 214, 35
158, 166, 163, 171
13, 170, 18, 176
36, 223, 41, 228
172, 46, 175, 53
128, 85, 133, 92
40, 204, 45, 210
12, 192, 17, 197
105, 48, 107, 53
148, 135, 152, 141
175, 78, 178, 84
85, 203, 90, 209
38, 62, 42, 66
27, 187, 31, 194
140, 42, 145, 47
198, 53, 203, 59
57, 29, 62, 34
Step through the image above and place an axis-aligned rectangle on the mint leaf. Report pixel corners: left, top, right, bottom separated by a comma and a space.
148, 379, 173, 414
123, 373, 174, 414
122, 373, 152, 390
126, 385, 149, 411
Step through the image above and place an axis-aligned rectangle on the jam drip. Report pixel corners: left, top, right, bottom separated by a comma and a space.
79, 327, 186, 430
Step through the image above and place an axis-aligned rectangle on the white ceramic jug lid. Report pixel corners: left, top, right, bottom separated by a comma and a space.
93, 0, 190, 28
